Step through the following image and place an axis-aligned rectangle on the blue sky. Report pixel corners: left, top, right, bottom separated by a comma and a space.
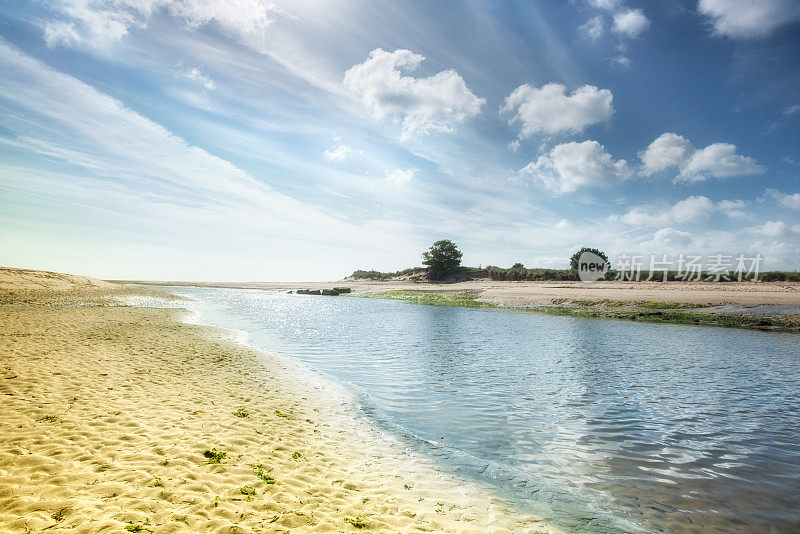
1, 0, 799, 280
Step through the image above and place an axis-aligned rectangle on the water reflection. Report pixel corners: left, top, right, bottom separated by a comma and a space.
163, 287, 800, 533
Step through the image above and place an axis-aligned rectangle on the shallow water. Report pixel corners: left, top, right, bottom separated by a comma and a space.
159, 287, 800, 533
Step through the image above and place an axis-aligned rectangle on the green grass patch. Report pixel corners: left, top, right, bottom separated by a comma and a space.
570, 299, 711, 309
528, 306, 795, 332
234, 407, 250, 418
356, 290, 497, 308
274, 409, 290, 418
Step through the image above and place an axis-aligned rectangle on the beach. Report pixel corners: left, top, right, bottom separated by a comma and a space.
0, 268, 557, 533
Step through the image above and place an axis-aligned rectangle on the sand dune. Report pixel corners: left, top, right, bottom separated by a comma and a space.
0, 269, 557, 533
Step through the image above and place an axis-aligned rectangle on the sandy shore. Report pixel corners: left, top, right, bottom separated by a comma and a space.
0, 268, 558, 533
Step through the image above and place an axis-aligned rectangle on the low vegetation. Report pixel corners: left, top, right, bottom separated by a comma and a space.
530, 306, 796, 331
253, 463, 276, 484
348, 239, 799, 282
354, 291, 799, 332
343, 516, 368, 528
357, 290, 497, 308
203, 448, 226, 464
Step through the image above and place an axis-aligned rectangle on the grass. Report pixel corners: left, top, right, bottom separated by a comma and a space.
357, 290, 798, 333
274, 410, 290, 418
343, 516, 368, 528
203, 448, 226, 464
291, 451, 304, 461
234, 407, 250, 418
528, 306, 793, 331
570, 299, 711, 309
356, 290, 497, 308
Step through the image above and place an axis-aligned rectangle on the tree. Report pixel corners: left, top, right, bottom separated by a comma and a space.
570, 247, 609, 271
422, 240, 463, 279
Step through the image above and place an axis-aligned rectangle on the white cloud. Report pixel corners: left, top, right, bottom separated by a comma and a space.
698, 0, 800, 38
517, 140, 632, 194
647, 227, 694, 249
716, 199, 748, 218
751, 220, 800, 237
785, 104, 800, 116
611, 195, 747, 226
184, 66, 215, 91
612, 9, 651, 37
501, 83, 613, 138
385, 168, 414, 188
579, 16, 605, 40
611, 54, 632, 68
764, 188, 800, 209
589, 0, 621, 10
324, 144, 352, 161
43, 0, 275, 50
343, 48, 484, 139
640, 132, 763, 182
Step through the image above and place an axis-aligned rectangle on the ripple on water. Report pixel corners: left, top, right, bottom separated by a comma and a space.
155, 287, 800, 534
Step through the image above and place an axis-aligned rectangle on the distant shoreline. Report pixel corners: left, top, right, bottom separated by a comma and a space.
116, 279, 800, 332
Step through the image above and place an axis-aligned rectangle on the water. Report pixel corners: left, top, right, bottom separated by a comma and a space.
157, 287, 800, 533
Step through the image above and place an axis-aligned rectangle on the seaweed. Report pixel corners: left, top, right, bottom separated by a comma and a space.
203, 448, 226, 464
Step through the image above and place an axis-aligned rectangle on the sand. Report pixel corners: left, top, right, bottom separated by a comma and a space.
0, 268, 558, 534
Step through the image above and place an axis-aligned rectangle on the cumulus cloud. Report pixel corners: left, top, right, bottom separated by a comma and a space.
763, 188, 800, 209
716, 199, 748, 218
648, 227, 694, 248
517, 140, 632, 194
579, 16, 605, 40
640, 132, 763, 182
698, 0, 800, 38
385, 168, 414, 188
501, 83, 613, 138
610, 195, 747, 226
324, 144, 352, 161
751, 220, 800, 237
43, 0, 275, 49
612, 9, 651, 37
343, 49, 484, 139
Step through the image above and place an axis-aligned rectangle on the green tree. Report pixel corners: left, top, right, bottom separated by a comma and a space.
422, 240, 463, 279
570, 247, 609, 270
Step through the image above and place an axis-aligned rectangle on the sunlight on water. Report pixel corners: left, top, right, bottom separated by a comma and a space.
159, 287, 800, 533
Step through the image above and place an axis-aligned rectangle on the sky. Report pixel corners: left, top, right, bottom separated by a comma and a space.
0, 0, 799, 281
